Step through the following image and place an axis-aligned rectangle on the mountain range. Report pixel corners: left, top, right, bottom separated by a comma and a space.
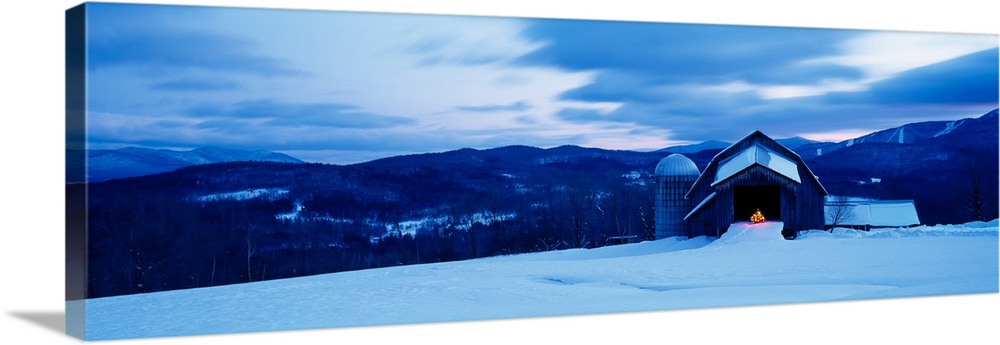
656, 111, 997, 159
78, 109, 997, 184
659, 136, 824, 154
796, 112, 997, 160
70, 146, 303, 182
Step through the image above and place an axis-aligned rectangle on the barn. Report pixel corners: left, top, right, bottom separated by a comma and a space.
655, 130, 828, 240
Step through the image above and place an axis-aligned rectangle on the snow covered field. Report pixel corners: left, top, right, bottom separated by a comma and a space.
75, 221, 998, 341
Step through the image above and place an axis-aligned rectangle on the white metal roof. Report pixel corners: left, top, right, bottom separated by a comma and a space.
712, 144, 800, 186
825, 200, 921, 227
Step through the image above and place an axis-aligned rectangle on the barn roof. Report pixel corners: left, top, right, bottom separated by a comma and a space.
686, 130, 827, 198
713, 144, 800, 186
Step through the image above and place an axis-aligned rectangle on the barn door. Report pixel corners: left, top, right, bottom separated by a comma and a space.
733, 185, 781, 222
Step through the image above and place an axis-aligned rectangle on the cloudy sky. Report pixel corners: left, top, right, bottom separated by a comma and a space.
81, 2, 999, 164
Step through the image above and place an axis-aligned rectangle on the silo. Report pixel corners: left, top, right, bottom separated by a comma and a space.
654, 154, 700, 239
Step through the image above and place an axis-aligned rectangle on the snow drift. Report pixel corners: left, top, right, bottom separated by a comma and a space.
710, 221, 786, 246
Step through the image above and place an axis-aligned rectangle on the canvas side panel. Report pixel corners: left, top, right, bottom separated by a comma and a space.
65, 3, 87, 340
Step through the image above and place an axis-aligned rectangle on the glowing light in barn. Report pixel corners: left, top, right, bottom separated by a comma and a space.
750, 208, 766, 224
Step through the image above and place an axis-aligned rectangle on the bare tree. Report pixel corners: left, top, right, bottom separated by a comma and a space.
965, 158, 987, 221
246, 233, 256, 282
826, 196, 857, 231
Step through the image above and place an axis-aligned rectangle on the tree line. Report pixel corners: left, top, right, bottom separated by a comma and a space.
85, 159, 656, 298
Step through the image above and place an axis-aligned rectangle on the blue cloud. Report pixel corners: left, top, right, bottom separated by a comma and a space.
86, 4, 306, 77
405, 35, 510, 66
522, 17, 996, 144
859, 48, 998, 105
515, 18, 866, 111
519, 19, 862, 85
557, 101, 759, 141
150, 79, 241, 91
556, 108, 608, 122
189, 100, 415, 129
558, 71, 662, 103
456, 100, 531, 112
87, 31, 306, 77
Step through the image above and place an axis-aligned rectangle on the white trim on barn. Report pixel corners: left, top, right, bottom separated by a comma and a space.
684, 191, 716, 221
712, 144, 801, 186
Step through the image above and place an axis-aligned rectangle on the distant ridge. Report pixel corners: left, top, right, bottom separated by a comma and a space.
73, 146, 304, 182
657, 140, 731, 154
659, 136, 826, 154
797, 108, 998, 159
655, 109, 998, 160
775, 136, 824, 150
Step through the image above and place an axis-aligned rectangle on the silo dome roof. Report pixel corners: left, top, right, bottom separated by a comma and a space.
655, 153, 700, 176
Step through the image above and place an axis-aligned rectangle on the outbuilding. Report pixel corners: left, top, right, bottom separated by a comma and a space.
824, 197, 921, 230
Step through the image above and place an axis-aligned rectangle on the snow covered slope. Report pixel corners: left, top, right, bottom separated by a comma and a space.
75, 222, 998, 340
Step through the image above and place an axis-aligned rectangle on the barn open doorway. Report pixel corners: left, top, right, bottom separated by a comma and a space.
733, 185, 781, 222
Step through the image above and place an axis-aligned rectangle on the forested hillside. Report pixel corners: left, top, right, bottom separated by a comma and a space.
86, 147, 671, 297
